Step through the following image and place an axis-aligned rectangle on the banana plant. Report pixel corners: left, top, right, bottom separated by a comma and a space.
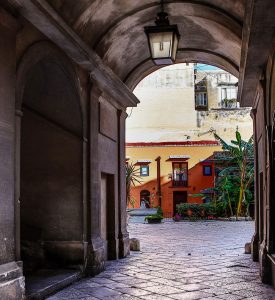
214, 130, 254, 219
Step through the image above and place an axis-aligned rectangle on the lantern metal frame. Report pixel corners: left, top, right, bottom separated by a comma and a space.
144, 1, 180, 65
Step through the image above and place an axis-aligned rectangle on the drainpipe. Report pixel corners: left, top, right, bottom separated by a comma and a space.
155, 156, 161, 207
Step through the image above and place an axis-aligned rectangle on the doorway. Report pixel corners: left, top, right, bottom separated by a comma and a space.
101, 173, 116, 260
173, 191, 187, 215
140, 190, 151, 208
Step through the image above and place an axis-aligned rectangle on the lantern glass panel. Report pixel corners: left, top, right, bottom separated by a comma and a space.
149, 31, 173, 59
172, 33, 179, 61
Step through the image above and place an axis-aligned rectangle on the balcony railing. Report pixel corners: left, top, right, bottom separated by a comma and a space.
172, 180, 188, 187
221, 98, 238, 108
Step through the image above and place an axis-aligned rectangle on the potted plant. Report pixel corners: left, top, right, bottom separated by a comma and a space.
200, 206, 206, 218
145, 214, 163, 224
187, 208, 193, 217
173, 213, 181, 222
145, 206, 163, 224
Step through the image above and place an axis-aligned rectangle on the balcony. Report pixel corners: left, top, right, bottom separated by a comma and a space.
221, 98, 238, 109
172, 180, 188, 187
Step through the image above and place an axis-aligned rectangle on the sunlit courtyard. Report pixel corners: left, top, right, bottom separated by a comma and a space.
47, 221, 275, 300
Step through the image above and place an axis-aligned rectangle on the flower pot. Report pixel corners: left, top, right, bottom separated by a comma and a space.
200, 210, 206, 218
187, 209, 193, 217
147, 218, 162, 224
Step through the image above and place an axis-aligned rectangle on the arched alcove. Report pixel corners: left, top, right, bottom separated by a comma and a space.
16, 44, 85, 289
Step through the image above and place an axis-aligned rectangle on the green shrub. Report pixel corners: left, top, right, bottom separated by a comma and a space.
201, 203, 217, 216
156, 206, 163, 216
145, 206, 164, 222
176, 203, 190, 216
176, 203, 218, 219
145, 214, 163, 221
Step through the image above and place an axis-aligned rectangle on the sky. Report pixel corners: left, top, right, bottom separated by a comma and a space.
194, 64, 220, 71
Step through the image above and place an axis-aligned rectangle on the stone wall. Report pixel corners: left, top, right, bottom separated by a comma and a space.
0, 8, 130, 298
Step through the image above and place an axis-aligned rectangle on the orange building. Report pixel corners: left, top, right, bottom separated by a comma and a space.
126, 141, 222, 217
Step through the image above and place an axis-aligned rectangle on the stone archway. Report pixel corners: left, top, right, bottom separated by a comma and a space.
1, 0, 275, 296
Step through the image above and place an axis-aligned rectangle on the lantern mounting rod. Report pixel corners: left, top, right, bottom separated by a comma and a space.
155, 0, 169, 26
160, 0, 164, 12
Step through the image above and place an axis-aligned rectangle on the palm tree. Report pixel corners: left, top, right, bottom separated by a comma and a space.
214, 130, 254, 218
125, 162, 142, 206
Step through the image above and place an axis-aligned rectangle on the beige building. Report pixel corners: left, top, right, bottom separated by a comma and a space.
126, 64, 252, 143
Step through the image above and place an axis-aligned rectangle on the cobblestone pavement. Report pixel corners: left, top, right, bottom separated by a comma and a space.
47, 221, 275, 300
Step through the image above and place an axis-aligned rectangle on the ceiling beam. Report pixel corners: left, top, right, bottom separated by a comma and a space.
9, 0, 139, 108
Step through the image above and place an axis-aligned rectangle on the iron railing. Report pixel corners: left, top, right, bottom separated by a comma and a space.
172, 180, 188, 187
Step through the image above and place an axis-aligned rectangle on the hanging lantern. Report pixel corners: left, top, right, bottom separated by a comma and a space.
144, 2, 180, 65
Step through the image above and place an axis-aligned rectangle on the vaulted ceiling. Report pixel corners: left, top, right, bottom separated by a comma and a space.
47, 0, 245, 88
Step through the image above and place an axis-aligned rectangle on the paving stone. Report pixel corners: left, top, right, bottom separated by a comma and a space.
83, 286, 122, 298
169, 291, 214, 299
115, 286, 151, 296
139, 294, 175, 300
218, 294, 245, 300
200, 287, 232, 296
103, 295, 140, 300
181, 283, 210, 292
47, 221, 275, 300
101, 281, 130, 290
142, 284, 184, 295
203, 298, 224, 300
150, 278, 184, 286
48, 288, 88, 299
245, 296, 275, 300
132, 281, 160, 288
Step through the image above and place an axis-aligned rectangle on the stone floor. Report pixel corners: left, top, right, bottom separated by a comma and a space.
46, 221, 275, 300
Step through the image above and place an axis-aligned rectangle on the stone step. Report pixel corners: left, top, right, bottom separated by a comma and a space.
26, 268, 82, 300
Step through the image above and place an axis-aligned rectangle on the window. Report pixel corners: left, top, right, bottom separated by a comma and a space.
203, 165, 212, 176
140, 165, 149, 176
222, 87, 237, 100
195, 92, 208, 107
172, 162, 188, 186
221, 86, 237, 108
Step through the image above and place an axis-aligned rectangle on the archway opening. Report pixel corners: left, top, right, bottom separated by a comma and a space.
19, 57, 84, 295
126, 62, 253, 221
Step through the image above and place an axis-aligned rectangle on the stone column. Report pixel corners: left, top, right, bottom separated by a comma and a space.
117, 110, 130, 258
0, 7, 25, 299
85, 84, 105, 275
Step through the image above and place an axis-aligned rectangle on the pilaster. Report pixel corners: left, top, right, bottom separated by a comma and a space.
250, 108, 259, 261
85, 84, 105, 275
117, 109, 130, 258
